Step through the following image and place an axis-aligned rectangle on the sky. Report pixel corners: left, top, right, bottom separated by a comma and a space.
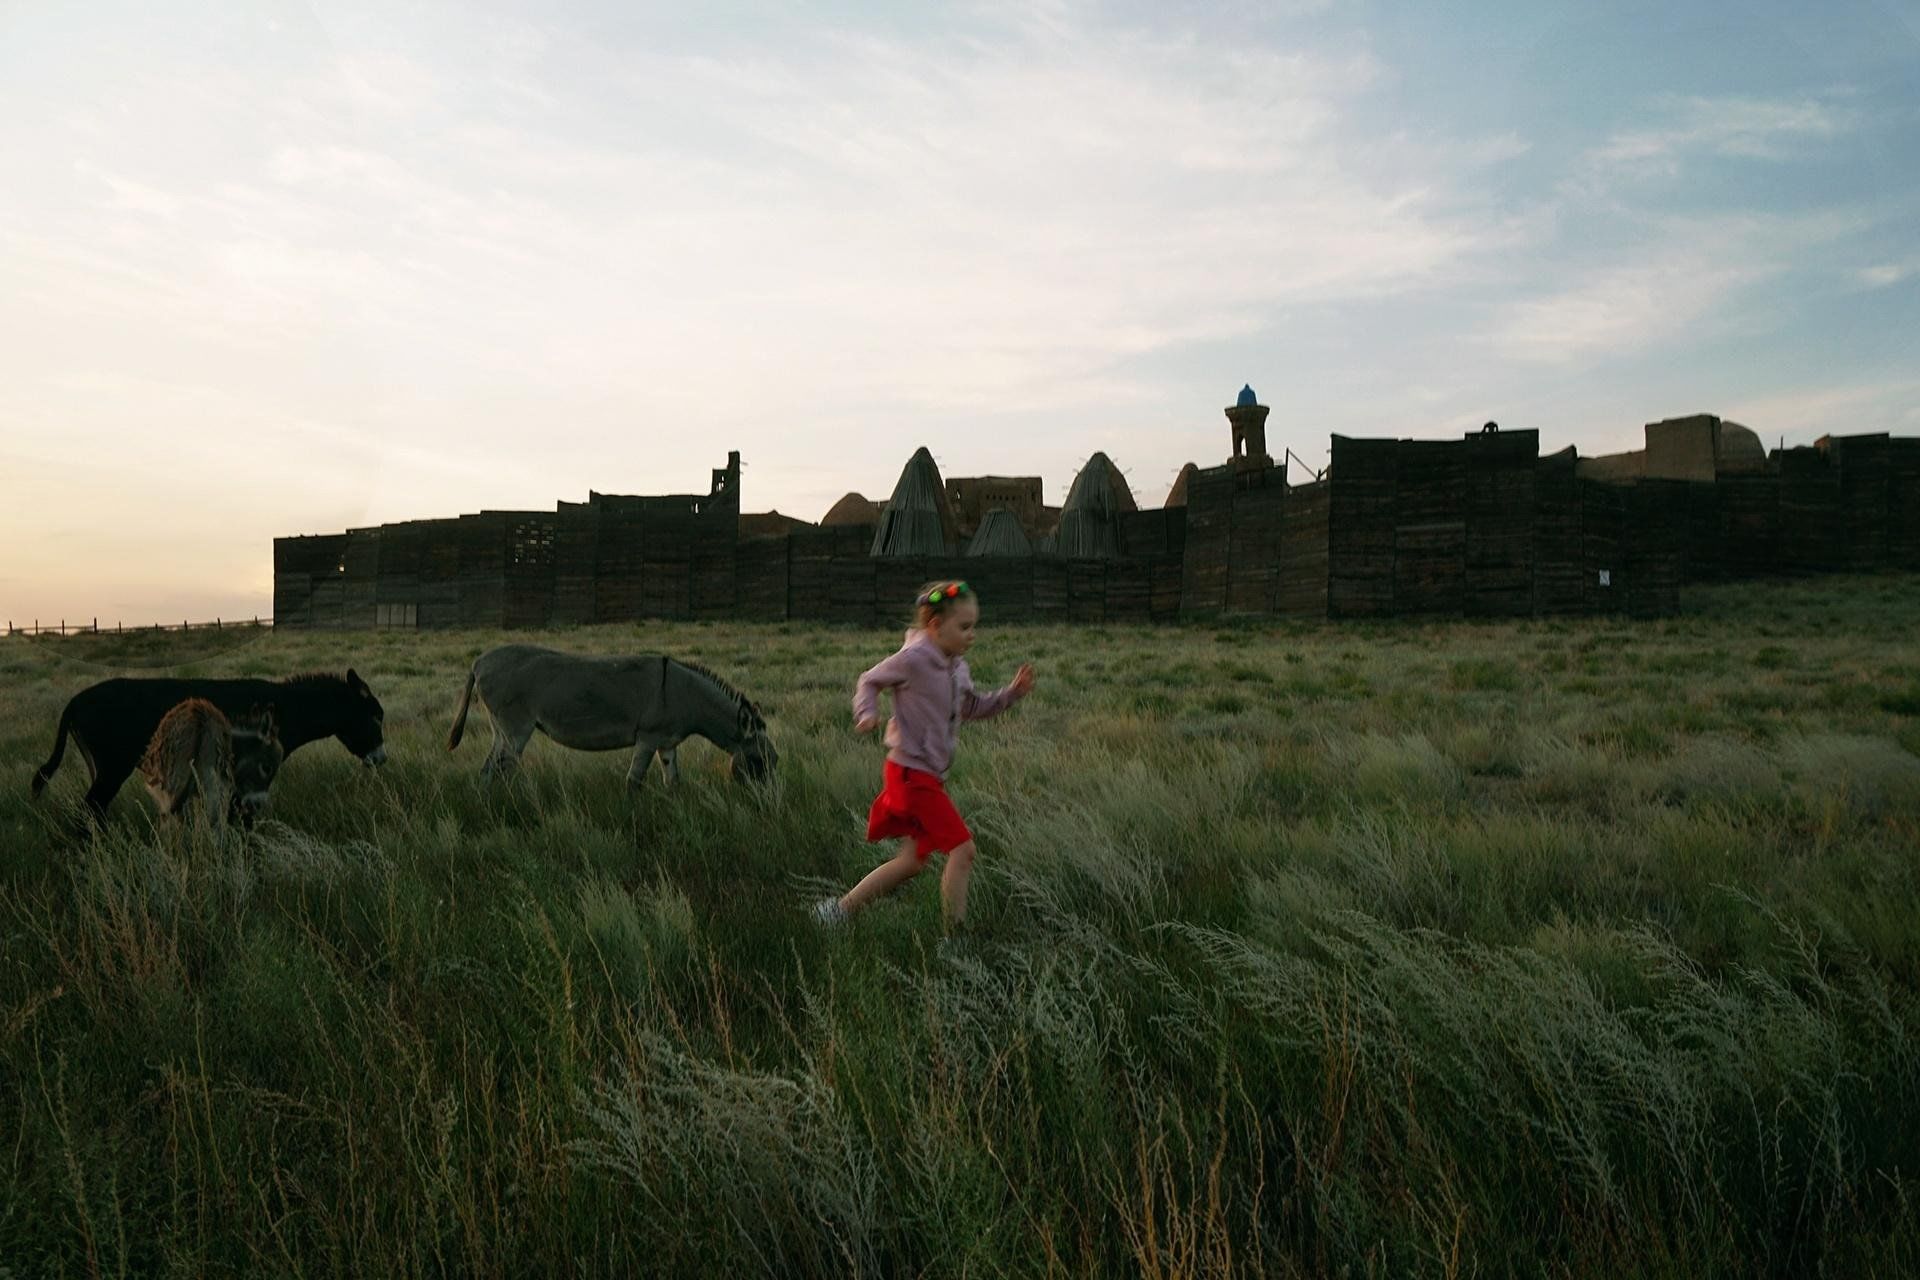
2, 0, 1917, 625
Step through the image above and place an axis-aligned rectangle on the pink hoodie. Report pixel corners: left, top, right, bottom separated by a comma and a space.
852, 630, 1026, 778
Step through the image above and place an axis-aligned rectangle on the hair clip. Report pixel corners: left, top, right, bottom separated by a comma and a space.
918, 580, 971, 607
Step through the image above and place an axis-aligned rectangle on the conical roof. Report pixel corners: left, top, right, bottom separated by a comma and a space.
1053, 452, 1135, 557
822, 492, 880, 526
965, 508, 1033, 557
1165, 462, 1198, 508
870, 447, 958, 556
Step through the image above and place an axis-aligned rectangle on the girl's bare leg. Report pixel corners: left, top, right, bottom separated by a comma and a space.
940, 839, 977, 932
841, 838, 925, 915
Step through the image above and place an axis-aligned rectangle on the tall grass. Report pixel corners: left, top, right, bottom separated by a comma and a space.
3, 575, 1919, 1275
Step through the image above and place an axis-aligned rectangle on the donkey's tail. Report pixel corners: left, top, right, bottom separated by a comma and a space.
31, 701, 75, 799
447, 667, 478, 751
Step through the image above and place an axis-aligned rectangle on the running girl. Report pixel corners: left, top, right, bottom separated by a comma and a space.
815, 580, 1034, 932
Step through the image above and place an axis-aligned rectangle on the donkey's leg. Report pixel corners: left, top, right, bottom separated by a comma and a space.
626, 735, 668, 790
481, 707, 536, 781
658, 741, 685, 788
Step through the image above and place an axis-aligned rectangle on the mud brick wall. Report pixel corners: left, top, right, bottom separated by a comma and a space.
1391, 440, 1467, 618
278, 433, 1920, 632
1226, 469, 1287, 614
1624, 481, 1685, 618
1465, 430, 1537, 616
1178, 466, 1234, 615
1829, 433, 1892, 571
550, 502, 599, 626
1277, 479, 1329, 618
1532, 449, 1585, 614
1778, 447, 1843, 572
1892, 440, 1920, 570
1328, 436, 1397, 618
1715, 474, 1779, 579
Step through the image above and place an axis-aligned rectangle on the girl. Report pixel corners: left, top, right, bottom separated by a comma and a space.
815, 580, 1034, 932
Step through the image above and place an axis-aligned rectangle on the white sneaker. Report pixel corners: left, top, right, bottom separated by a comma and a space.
813, 898, 848, 926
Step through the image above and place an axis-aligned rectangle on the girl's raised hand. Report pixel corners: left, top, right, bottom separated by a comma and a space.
1011, 663, 1035, 698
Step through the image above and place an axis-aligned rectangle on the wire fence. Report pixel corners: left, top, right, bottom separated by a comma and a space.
4, 617, 274, 638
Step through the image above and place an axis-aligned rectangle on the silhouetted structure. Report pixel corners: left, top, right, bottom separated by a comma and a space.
274, 395, 1920, 629
1053, 452, 1137, 558
965, 509, 1034, 557
945, 475, 1052, 541
869, 447, 957, 557
821, 493, 881, 526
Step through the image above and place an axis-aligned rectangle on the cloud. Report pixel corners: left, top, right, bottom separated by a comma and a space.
1585, 94, 1853, 180
1482, 255, 1763, 364
1477, 211, 1865, 365
9, 8, 1525, 430
1855, 259, 1919, 288
72, 159, 184, 218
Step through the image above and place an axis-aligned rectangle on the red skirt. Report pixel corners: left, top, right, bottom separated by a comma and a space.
866, 760, 972, 859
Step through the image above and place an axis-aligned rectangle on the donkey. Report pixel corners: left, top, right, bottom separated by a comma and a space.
446, 644, 777, 787
32, 669, 387, 826
138, 699, 285, 830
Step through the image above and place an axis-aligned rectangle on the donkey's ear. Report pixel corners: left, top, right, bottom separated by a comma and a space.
347, 668, 363, 689
737, 701, 757, 734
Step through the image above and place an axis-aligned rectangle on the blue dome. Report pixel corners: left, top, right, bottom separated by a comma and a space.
1236, 384, 1258, 407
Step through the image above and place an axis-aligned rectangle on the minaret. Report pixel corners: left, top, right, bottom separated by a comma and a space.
1226, 383, 1271, 471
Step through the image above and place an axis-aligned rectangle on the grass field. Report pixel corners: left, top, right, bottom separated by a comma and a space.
4, 575, 1919, 1277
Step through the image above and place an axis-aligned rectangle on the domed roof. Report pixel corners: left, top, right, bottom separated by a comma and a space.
1716, 421, 1768, 473
822, 492, 881, 526
1236, 384, 1258, 408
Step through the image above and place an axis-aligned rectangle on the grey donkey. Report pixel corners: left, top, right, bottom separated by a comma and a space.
446, 644, 778, 786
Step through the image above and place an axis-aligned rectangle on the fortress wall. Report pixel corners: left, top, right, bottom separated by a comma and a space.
1327, 436, 1397, 618
1466, 429, 1537, 616
342, 528, 380, 630
1715, 474, 1780, 579
275, 433, 1920, 632
551, 502, 599, 625
1392, 439, 1467, 618
1891, 440, 1920, 570
1178, 466, 1234, 615
503, 515, 557, 631
1778, 447, 1843, 572
1277, 479, 1329, 618
1624, 481, 1685, 617
1227, 468, 1288, 615
1828, 433, 1892, 570
1532, 449, 1586, 615
457, 514, 508, 629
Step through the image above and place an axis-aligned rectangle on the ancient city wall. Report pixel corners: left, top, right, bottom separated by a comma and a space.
273, 429, 1919, 630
